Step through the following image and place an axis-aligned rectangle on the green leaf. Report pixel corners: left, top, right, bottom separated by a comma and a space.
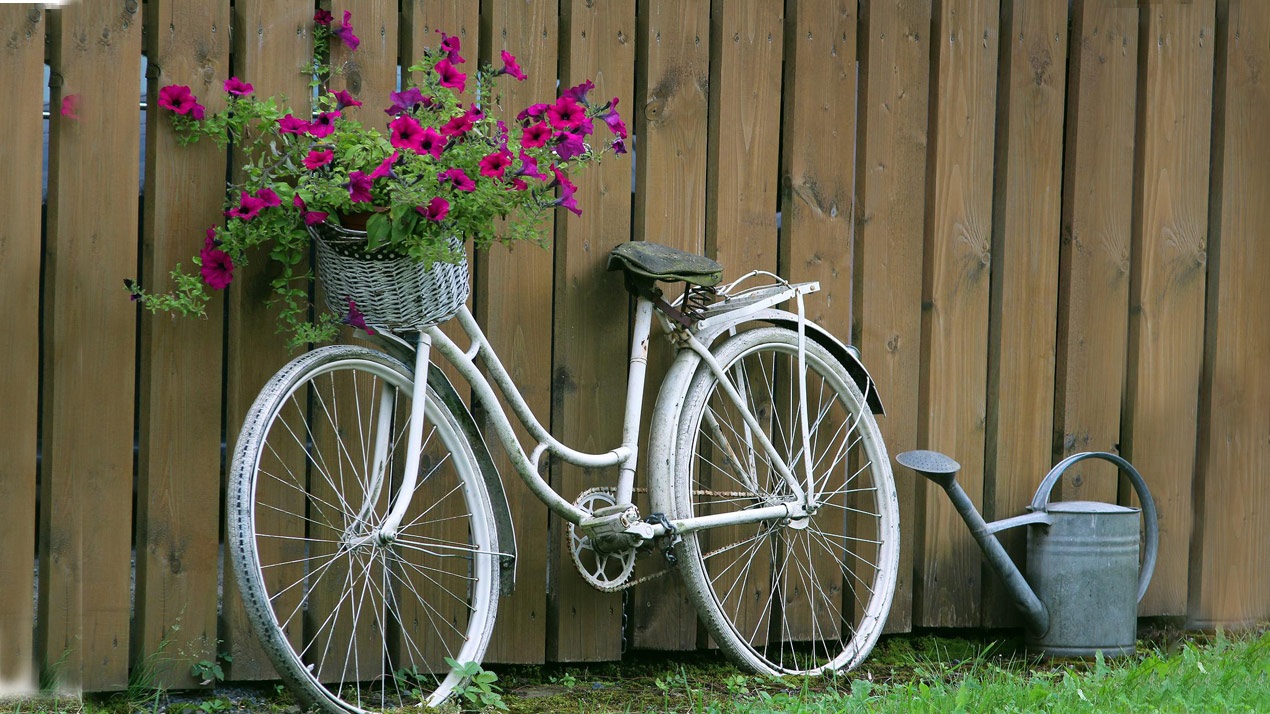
366, 212, 390, 251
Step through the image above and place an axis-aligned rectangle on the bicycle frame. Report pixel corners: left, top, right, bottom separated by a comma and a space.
372, 286, 820, 546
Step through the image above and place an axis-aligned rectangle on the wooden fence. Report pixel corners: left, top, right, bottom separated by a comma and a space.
0, 0, 1267, 693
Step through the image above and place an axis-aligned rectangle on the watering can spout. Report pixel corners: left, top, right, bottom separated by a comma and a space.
896, 450, 1051, 637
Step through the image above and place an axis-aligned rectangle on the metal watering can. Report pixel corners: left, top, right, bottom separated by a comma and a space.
896, 450, 1158, 657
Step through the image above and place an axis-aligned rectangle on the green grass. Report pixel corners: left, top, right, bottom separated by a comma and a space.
2, 629, 1266, 713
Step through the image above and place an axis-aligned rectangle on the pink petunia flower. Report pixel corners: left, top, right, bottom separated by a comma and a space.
384, 87, 426, 116
436, 30, 464, 64
522, 121, 552, 148
439, 168, 476, 191
278, 114, 310, 134
418, 127, 447, 159
228, 191, 268, 221
158, 85, 201, 115
440, 107, 481, 138
293, 195, 329, 225
342, 298, 375, 334
370, 152, 399, 179
200, 243, 235, 289
60, 94, 80, 120
332, 89, 362, 110
314, 9, 333, 25
189, 102, 206, 120
346, 171, 373, 203
546, 97, 587, 130
389, 115, 425, 151
435, 59, 467, 93
479, 150, 513, 179
507, 177, 529, 191
303, 148, 334, 170
611, 136, 627, 155
515, 150, 549, 181
599, 97, 628, 138
552, 131, 588, 161
562, 79, 596, 105
255, 187, 282, 207
550, 165, 578, 194
307, 112, 341, 139
498, 50, 527, 81
516, 103, 550, 123
334, 10, 360, 51
223, 77, 254, 96
416, 196, 450, 221
554, 182, 582, 216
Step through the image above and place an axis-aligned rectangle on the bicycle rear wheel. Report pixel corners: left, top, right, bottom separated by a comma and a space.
669, 327, 898, 674
228, 345, 499, 712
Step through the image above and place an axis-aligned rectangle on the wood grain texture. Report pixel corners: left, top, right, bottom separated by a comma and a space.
913, 0, 998, 628
0, 4, 44, 689
1188, 0, 1270, 630
401, 1, 479, 87
629, 0, 711, 651
39, 0, 142, 691
981, 0, 1067, 628
1123, 0, 1215, 616
1053, 0, 1138, 505
853, 0, 932, 634
476, 0, 557, 665
331, 0, 399, 121
548, 0, 635, 662
223, 0, 313, 680
134, 0, 230, 688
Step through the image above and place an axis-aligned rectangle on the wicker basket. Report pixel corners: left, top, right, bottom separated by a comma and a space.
310, 220, 469, 330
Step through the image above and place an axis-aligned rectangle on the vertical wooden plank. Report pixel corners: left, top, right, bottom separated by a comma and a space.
629, 0, 711, 651
1053, 0, 1138, 505
330, 0, 399, 119
913, 0, 998, 628
223, 0, 312, 680
1123, 0, 1215, 616
134, 0, 229, 688
853, 0, 932, 634
39, 0, 141, 691
549, 0, 635, 662
476, 0, 557, 664
704, 0, 783, 650
0, 4, 44, 690
402, 1, 479, 89
980, 0, 1067, 627
1189, 0, 1270, 630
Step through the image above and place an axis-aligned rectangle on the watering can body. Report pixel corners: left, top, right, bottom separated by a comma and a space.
896, 451, 1157, 658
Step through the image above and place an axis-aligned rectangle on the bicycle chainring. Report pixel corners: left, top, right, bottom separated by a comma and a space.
569, 488, 638, 592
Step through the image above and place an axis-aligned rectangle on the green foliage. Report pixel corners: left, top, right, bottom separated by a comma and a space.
130, 13, 623, 349
446, 658, 510, 712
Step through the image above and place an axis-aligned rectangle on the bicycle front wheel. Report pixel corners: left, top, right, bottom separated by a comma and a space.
670, 327, 899, 675
228, 345, 499, 712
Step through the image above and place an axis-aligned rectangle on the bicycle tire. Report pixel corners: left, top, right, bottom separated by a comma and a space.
669, 327, 899, 674
227, 345, 499, 712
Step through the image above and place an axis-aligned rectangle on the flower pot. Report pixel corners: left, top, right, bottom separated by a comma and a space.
337, 206, 390, 232
308, 221, 469, 330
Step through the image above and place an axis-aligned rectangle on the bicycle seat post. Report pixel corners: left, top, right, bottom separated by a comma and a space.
614, 296, 655, 507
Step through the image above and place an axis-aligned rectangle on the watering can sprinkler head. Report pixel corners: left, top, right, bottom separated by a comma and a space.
894, 450, 961, 489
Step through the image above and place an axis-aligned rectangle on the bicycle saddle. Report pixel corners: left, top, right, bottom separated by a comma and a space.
606, 241, 723, 287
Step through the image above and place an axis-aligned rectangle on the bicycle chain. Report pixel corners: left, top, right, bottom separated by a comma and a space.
572, 486, 768, 593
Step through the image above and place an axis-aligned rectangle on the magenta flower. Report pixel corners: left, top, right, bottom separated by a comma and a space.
308, 112, 341, 139
418, 127, 446, 159
199, 240, 235, 289
498, 50, 527, 81
435, 59, 467, 93
546, 97, 587, 130
436, 30, 464, 64
303, 148, 334, 170
439, 168, 476, 191
517, 103, 550, 123
479, 150, 513, 179
562, 79, 596, 105
204, 227, 219, 250
599, 97, 627, 138
522, 121, 551, 148
314, 9, 333, 25
552, 131, 588, 161
370, 152, 399, 179
256, 187, 282, 207
550, 165, 578, 194
342, 298, 375, 334
332, 89, 362, 110
278, 114, 310, 134
346, 171, 373, 203
508, 177, 528, 191
190, 103, 206, 120
416, 196, 450, 222
515, 150, 549, 180
440, 108, 480, 138
384, 87, 425, 116
60, 94, 80, 120
223, 77, 254, 96
611, 137, 627, 155
389, 115, 425, 151
293, 194, 329, 226
158, 85, 201, 115
228, 191, 268, 221
334, 11, 360, 51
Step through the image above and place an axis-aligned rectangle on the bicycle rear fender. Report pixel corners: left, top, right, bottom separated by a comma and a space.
428, 367, 519, 596
646, 309, 884, 517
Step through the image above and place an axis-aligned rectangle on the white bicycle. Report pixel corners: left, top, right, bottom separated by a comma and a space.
227, 239, 899, 712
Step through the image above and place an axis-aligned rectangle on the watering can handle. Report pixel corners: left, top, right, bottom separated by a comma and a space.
1028, 451, 1158, 603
